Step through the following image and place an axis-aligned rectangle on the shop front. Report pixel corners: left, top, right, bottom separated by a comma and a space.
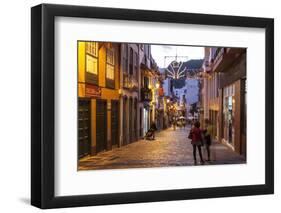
215, 50, 246, 157
111, 100, 119, 147
222, 84, 235, 148
143, 105, 150, 136
78, 99, 91, 158
220, 78, 246, 157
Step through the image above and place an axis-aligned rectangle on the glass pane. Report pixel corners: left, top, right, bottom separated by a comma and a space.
107, 49, 114, 65
86, 42, 98, 57
86, 55, 98, 74
134, 52, 137, 66
106, 64, 114, 79
86, 42, 90, 53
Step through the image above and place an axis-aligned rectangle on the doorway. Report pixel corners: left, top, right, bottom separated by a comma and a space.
111, 100, 119, 147
96, 99, 107, 153
78, 99, 91, 159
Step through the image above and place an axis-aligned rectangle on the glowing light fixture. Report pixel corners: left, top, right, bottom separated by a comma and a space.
155, 82, 160, 89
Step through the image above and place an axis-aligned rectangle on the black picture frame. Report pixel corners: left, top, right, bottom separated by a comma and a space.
31, 3, 274, 209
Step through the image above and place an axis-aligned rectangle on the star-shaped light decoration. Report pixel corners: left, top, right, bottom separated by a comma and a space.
165, 60, 207, 80
165, 61, 186, 79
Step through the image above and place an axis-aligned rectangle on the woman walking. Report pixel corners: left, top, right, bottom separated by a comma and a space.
189, 121, 204, 165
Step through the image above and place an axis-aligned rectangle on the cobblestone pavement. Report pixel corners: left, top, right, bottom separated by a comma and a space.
78, 127, 246, 170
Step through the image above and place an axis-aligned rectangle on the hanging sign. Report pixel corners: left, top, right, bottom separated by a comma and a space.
85, 84, 101, 98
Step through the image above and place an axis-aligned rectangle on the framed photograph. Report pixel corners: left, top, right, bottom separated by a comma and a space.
31, 4, 274, 209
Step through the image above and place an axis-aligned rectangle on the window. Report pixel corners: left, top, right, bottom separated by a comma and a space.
144, 76, 149, 88
129, 48, 133, 75
122, 44, 128, 73
85, 42, 98, 85
86, 42, 98, 57
86, 42, 98, 74
134, 52, 138, 77
106, 64, 114, 79
106, 48, 115, 88
86, 55, 98, 74
107, 48, 114, 64
215, 73, 219, 98
106, 48, 114, 79
243, 79, 247, 134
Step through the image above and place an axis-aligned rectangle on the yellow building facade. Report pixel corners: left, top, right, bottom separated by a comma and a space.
78, 41, 120, 158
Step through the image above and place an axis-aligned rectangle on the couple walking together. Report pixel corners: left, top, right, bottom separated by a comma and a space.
188, 120, 213, 165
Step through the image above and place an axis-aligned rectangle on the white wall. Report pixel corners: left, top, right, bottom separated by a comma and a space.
0, 0, 280, 212
186, 79, 199, 104
163, 78, 171, 96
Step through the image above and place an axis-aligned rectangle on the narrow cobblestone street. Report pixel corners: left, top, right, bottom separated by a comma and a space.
78, 127, 246, 170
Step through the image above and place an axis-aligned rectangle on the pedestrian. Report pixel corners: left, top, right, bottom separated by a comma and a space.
178, 119, 182, 129
191, 118, 195, 128
183, 119, 186, 129
144, 129, 153, 140
172, 117, 177, 130
188, 121, 204, 165
203, 119, 213, 161
150, 122, 157, 140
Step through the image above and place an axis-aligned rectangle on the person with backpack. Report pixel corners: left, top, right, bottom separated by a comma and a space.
150, 122, 157, 140
203, 119, 213, 161
188, 121, 204, 165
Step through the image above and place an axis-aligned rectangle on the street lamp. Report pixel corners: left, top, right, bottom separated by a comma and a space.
118, 89, 123, 95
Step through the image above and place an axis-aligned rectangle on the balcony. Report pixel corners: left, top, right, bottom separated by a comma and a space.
212, 48, 246, 73
226, 47, 246, 55
203, 60, 212, 73
123, 73, 138, 91
141, 87, 152, 102
140, 55, 151, 70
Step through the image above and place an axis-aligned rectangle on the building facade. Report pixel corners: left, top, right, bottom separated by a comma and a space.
201, 47, 246, 157
140, 44, 154, 136
120, 43, 140, 146
162, 76, 173, 127
78, 41, 121, 158
201, 47, 220, 139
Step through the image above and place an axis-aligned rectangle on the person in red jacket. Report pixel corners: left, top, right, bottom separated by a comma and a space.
189, 121, 204, 165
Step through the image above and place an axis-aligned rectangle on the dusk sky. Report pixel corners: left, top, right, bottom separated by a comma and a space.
151, 45, 204, 68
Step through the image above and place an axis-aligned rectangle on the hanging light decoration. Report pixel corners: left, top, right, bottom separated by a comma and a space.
165, 60, 207, 80
165, 61, 186, 79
